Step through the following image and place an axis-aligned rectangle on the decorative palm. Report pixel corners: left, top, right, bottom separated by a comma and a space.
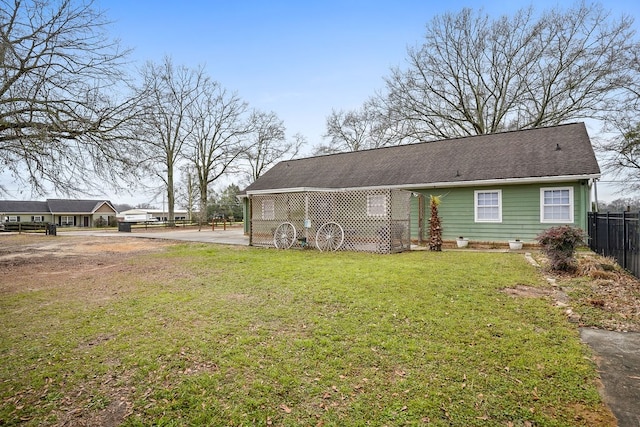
429, 195, 443, 251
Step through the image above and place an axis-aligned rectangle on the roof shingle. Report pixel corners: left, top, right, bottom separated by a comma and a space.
244, 123, 600, 193
0, 199, 115, 214
46, 199, 113, 213
0, 200, 50, 213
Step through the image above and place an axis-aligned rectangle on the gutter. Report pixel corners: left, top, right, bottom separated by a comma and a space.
244, 174, 602, 196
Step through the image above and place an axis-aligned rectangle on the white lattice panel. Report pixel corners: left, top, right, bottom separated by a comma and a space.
250, 189, 411, 253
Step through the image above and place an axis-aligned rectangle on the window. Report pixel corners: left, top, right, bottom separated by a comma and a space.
61, 216, 74, 226
475, 190, 502, 222
8, 215, 19, 222
541, 187, 573, 223
367, 194, 387, 217
32, 216, 43, 222
262, 199, 275, 220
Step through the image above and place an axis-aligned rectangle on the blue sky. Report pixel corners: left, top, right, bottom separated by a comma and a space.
5, 1, 639, 204
96, 0, 639, 205
101, 0, 640, 152
103, 0, 459, 150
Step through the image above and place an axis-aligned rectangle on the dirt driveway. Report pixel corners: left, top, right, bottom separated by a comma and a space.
0, 233, 175, 295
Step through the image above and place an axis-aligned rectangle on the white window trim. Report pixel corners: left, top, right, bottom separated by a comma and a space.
8, 215, 18, 222
540, 187, 574, 223
366, 194, 387, 217
474, 190, 502, 223
32, 216, 43, 222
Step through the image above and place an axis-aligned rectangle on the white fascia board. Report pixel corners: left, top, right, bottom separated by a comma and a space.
391, 174, 602, 191
245, 174, 601, 195
246, 187, 338, 196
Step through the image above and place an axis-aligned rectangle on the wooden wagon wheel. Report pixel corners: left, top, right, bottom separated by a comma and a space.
273, 222, 296, 249
315, 222, 344, 252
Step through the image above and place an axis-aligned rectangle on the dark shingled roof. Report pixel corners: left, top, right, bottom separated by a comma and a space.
0, 199, 115, 214
46, 199, 115, 213
244, 123, 600, 193
0, 200, 50, 213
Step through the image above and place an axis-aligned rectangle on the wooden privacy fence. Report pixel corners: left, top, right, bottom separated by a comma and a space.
588, 211, 640, 277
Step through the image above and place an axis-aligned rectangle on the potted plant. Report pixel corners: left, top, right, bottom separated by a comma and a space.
456, 236, 469, 248
508, 239, 523, 250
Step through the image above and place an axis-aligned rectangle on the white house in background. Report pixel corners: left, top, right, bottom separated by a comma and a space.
117, 208, 190, 223
0, 199, 117, 227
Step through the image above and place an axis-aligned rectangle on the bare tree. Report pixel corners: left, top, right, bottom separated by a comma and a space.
243, 110, 303, 182
368, 4, 639, 143
317, 107, 374, 154
598, 196, 640, 212
134, 57, 204, 226
316, 100, 403, 155
596, 44, 640, 192
598, 121, 640, 192
186, 81, 250, 228
174, 165, 198, 220
0, 0, 140, 195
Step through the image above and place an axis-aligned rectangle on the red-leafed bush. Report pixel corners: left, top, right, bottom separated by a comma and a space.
536, 225, 586, 272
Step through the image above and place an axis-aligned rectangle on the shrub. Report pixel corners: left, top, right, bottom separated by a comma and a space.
536, 225, 586, 272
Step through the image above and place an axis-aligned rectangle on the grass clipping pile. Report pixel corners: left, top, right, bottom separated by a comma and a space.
537, 251, 640, 333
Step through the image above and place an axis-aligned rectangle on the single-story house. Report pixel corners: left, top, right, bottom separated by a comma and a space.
241, 123, 600, 252
0, 199, 117, 227
116, 208, 190, 223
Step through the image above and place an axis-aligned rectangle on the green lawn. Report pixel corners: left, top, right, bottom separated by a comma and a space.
0, 244, 614, 426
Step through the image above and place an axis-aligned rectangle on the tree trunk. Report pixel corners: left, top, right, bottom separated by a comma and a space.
166, 156, 175, 227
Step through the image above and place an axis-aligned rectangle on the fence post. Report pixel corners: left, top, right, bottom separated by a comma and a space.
605, 212, 610, 256
589, 212, 596, 251
623, 210, 628, 270
593, 212, 598, 252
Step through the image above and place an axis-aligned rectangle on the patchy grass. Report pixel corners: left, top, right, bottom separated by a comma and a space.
557, 253, 640, 332
0, 243, 615, 426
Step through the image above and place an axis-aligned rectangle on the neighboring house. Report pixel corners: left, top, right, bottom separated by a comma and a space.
0, 199, 117, 227
117, 209, 189, 223
145, 209, 189, 222
117, 209, 157, 223
241, 123, 600, 251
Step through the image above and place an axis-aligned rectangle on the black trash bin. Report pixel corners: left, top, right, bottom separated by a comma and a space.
46, 223, 57, 236
118, 222, 132, 232
44, 224, 57, 236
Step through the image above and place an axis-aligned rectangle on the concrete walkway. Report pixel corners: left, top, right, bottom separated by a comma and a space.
580, 328, 640, 427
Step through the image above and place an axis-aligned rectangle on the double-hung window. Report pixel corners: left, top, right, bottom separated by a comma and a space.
541, 187, 573, 223
475, 190, 502, 222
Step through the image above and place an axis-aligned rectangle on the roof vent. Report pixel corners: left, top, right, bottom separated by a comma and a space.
455, 170, 460, 177
556, 143, 561, 151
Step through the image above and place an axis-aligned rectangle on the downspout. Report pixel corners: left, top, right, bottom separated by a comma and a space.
592, 178, 599, 212
248, 197, 253, 244
418, 193, 425, 245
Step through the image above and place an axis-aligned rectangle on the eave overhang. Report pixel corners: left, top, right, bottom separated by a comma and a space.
244, 174, 601, 196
